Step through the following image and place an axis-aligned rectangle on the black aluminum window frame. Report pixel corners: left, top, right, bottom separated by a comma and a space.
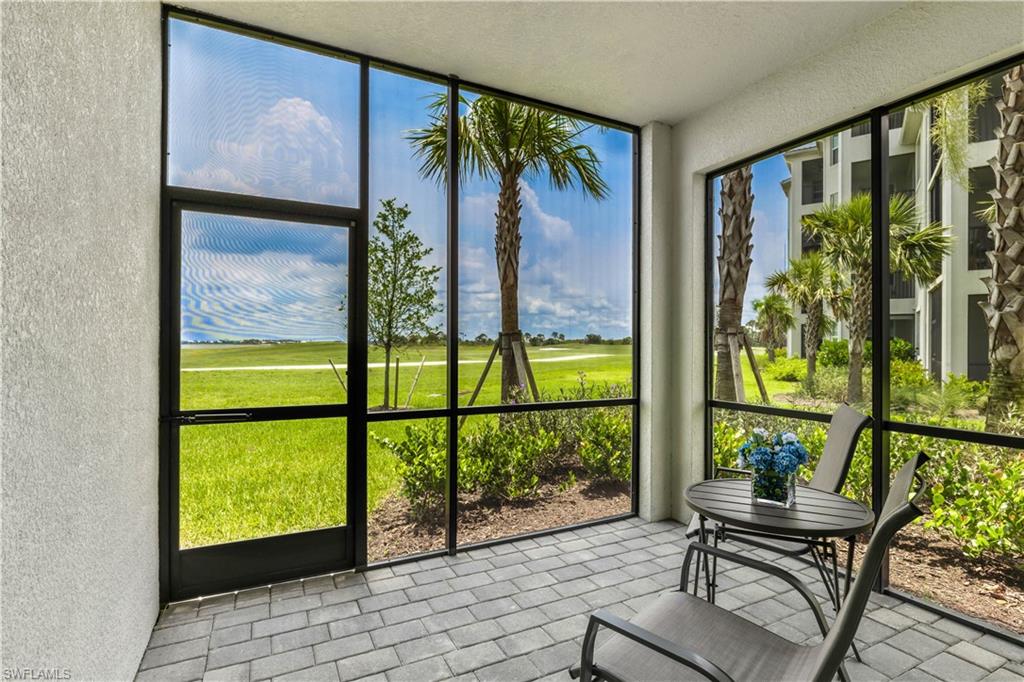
703, 51, 1024, 646
160, 5, 641, 602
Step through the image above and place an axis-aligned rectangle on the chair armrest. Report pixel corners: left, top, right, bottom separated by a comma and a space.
681, 542, 831, 638
715, 466, 751, 478
573, 609, 734, 682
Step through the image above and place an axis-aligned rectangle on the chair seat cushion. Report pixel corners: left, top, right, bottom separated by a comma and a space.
590, 592, 820, 682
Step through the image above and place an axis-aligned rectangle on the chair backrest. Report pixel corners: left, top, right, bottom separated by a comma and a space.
810, 452, 930, 682
808, 404, 871, 493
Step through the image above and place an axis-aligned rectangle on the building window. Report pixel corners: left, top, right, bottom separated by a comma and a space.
850, 153, 914, 197
830, 134, 839, 165
801, 158, 823, 204
968, 166, 996, 270
967, 294, 991, 381
851, 121, 871, 137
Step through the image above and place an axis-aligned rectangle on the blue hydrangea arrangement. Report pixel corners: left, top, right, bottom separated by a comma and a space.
738, 428, 808, 507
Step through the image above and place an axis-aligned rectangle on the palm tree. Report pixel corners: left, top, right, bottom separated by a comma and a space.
803, 194, 951, 403
408, 94, 608, 402
766, 253, 848, 389
752, 293, 796, 362
714, 167, 754, 401
981, 64, 1024, 431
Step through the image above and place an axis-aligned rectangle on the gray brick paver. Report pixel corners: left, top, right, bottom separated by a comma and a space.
139, 636, 209, 670
137, 518, 1020, 682
202, 662, 249, 682
210, 623, 251, 649
148, 619, 213, 649
949, 641, 1009, 671
275, 662, 340, 682
421, 606, 476, 634
862, 642, 921, 678
272, 624, 330, 654
380, 600, 432, 625
327, 612, 384, 639
314, 632, 374, 664
253, 611, 309, 639
336, 648, 401, 681
135, 657, 206, 682
369, 619, 428, 648
443, 641, 506, 676
385, 655, 452, 682
250, 647, 315, 680
206, 637, 272, 670
394, 633, 456, 664
918, 652, 989, 682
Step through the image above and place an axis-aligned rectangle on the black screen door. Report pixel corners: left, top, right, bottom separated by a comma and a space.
168, 203, 358, 599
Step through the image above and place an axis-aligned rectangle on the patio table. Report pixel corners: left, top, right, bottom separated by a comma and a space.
683, 478, 874, 613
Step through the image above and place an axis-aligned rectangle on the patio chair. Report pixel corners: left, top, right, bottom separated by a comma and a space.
686, 404, 871, 606
572, 451, 929, 682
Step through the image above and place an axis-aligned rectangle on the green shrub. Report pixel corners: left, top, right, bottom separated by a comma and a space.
927, 456, 1024, 558
890, 359, 933, 390
763, 356, 806, 382
797, 365, 851, 402
371, 421, 447, 519
460, 422, 558, 501
578, 409, 632, 482
863, 338, 918, 364
818, 339, 850, 367
943, 373, 988, 411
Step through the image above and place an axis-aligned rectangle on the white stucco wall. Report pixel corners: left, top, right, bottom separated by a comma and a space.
1, 2, 162, 678
638, 122, 674, 520
671, 1, 1024, 520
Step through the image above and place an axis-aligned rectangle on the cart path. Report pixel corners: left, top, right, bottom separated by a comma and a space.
180, 353, 612, 371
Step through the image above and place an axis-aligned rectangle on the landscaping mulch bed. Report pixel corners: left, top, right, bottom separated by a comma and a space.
367, 478, 631, 563
885, 523, 1023, 635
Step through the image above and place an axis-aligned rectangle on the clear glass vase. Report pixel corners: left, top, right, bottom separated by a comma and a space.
751, 469, 796, 508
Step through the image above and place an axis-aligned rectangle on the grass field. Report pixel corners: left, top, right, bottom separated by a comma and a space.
178, 342, 632, 548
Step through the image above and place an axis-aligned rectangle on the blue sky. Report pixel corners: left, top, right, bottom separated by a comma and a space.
711, 153, 792, 324
170, 18, 634, 343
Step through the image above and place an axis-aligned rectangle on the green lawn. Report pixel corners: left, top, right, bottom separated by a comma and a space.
712, 348, 801, 404
178, 341, 632, 548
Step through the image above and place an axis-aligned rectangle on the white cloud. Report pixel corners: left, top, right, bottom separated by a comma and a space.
519, 181, 573, 242
175, 97, 356, 204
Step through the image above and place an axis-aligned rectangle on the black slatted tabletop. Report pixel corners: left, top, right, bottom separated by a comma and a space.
684, 478, 874, 538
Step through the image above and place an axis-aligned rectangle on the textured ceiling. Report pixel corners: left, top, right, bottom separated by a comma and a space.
176, 1, 904, 126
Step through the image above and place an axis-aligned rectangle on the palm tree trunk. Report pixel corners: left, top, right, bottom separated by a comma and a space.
805, 301, 822, 391
847, 269, 871, 404
767, 346, 776, 363
496, 169, 523, 402
983, 65, 1024, 431
714, 167, 754, 401
383, 344, 392, 409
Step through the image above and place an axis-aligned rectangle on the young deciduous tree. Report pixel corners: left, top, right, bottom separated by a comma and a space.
368, 198, 442, 409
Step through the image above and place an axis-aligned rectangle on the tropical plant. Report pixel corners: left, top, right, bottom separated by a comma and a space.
912, 79, 990, 191
752, 293, 795, 362
980, 65, 1024, 431
766, 252, 848, 390
408, 94, 608, 402
803, 194, 951, 403
713, 167, 754, 401
818, 339, 850, 367
367, 198, 442, 409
